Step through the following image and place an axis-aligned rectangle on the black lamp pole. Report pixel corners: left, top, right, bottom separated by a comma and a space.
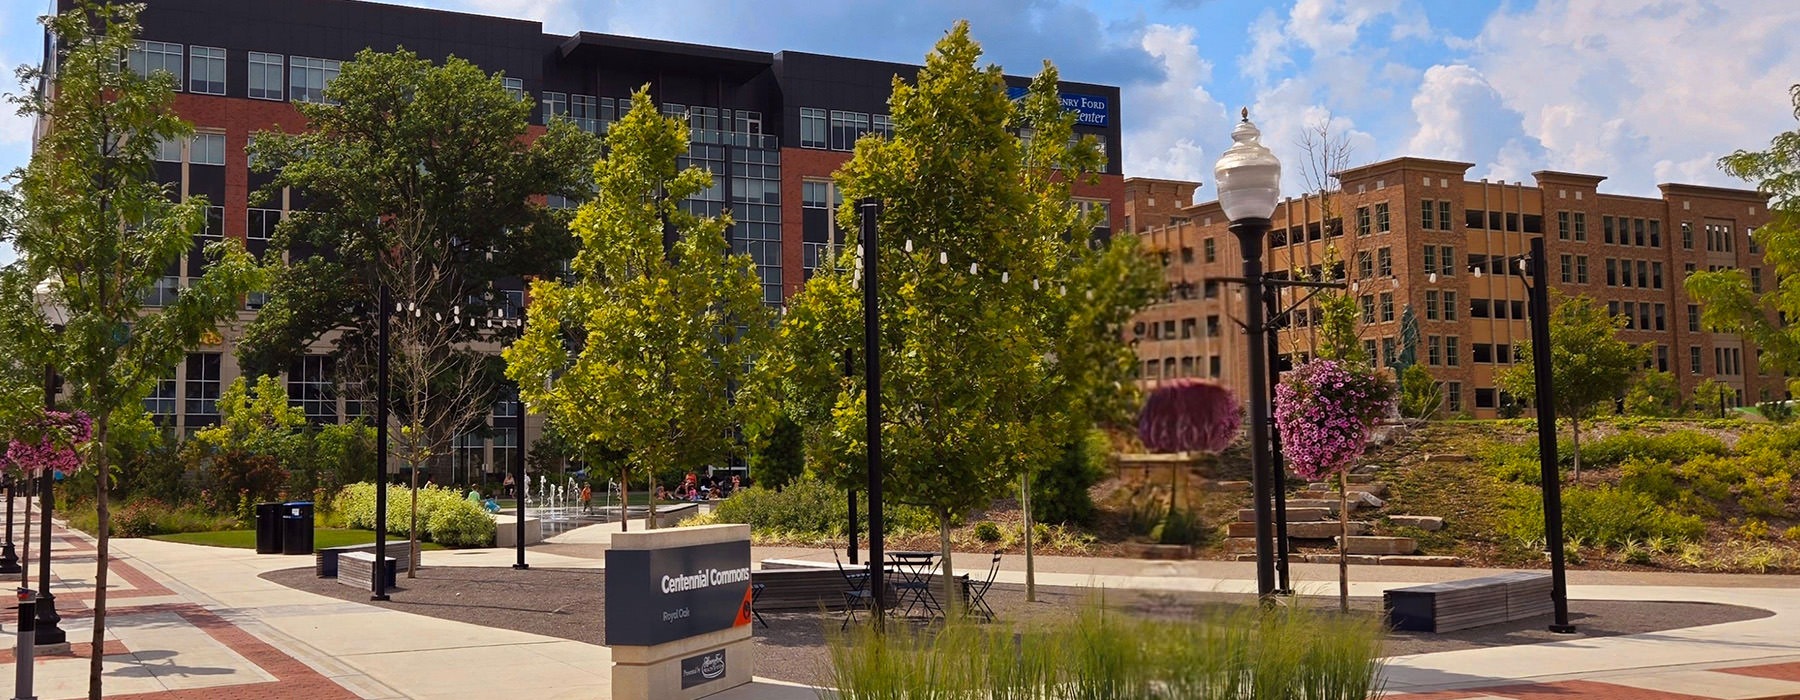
512, 387, 528, 571
860, 198, 885, 627
844, 351, 858, 566
1231, 217, 1278, 603
1264, 286, 1292, 595
0, 475, 20, 575
36, 364, 65, 647
1523, 237, 1575, 633
373, 284, 391, 601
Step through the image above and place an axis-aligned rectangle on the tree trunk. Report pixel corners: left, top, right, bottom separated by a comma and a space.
1337, 469, 1350, 614
1569, 417, 1582, 483
88, 411, 112, 700
408, 460, 419, 578
1021, 473, 1035, 603
938, 509, 959, 618
645, 469, 660, 531
619, 467, 629, 532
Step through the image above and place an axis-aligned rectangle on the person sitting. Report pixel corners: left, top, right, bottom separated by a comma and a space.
655, 484, 670, 501
482, 496, 500, 513
672, 481, 693, 500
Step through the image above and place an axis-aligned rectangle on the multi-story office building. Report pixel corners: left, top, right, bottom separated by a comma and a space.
1127, 158, 1778, 418
72, 0, 1123, 481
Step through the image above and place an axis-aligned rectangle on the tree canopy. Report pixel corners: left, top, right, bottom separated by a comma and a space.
1497, 293, 1646, 479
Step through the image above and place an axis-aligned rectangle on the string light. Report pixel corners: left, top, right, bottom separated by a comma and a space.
904, 239, 913, 253
969, 262, 978, 274
1001, 271, 1009, 283
939, 251, 948, 265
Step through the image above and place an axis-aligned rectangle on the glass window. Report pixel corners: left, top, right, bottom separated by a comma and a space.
248, 208, 281, 241
1439, 246, 1454, 276
1557, 211, 1570, 240
1445, 337, 1460, 367
1681, 222, 1694, 249
1360, 295, 1374, 324
1447, 382, 1461, 412
129, 40, 184, 87
1377, 247, 1392, 277
1379, 292, 1394, 322
1419, 200, 1434, 231
542, 92, 569, 125
201, 206, 224, 239
1690, 346, 1702, 375
1375, 202, 1390, 232
1356, 251, 1373, 279
248, 52, 283, 100
1204, 238, 1216, 263
1428, 335, 1442, 366
185, 353, 221, 417
1573, 212, 1586, 242
144, 366, 177, 419
1437, 201, 1451, 231
800, 108, 827, 149
502, 77, 524, 100
154, 136, 183, 163
1424, 245, 1437, 273
188, 46, 225, 95
143, 275, 180, 307
571, 94, 600, 133
1443, 292, 1457, 321
288, 355, 336, 423
1603, 216, 1615, 244
290, 56, 341, 103
872, 114, 893, 139
1356, 206, 1371, 236
1576, 256, 1588, 284
191, 133, 225, 166
1688, 304, 1700, 332
1634, 218, 1647, 247
1425, 290, 1439, 320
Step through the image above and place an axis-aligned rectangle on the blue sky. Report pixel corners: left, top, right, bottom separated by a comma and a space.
4, 0, 1800, 263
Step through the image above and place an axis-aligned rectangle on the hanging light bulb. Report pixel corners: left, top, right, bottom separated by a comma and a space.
452, 305, 460, 316
970, 262, 978, 274
1001, 271, 1009, 283
904, 239, 913, 253
407, 302, 416, 312
1032, 278, 1041, 290
1085, 289, 1094, 300
940, 251, 948, 265
434, 312, 442, 322
394, 302, 403, 313
1058, 284, 1066, 296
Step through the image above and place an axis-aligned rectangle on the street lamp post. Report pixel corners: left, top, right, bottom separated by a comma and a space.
1264, 288, 1293, 595
512, 388, 528, 571
373, 284, 392, 601
859, 198, 886, 628
0, 476, 20, 575
31, 281, 68, 649
1214, 109, 1282, 603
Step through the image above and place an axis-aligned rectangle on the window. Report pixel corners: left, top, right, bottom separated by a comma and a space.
290, 56, 340, 103
1180, 318, 1195, 339
1360, 295, 1375, 324
1442, 291, 1457, 321
1688, 304, 1700, 332
1639, 304, 1651, 332
1428, 335, 1442, 365
1445, 337, 1460, 366
1652, 262, 1664, 290
871, 113, 893, 139
1447, 382, 1462, 412
1752, 268, 1763, 293
1438, 201, 1451, 231
1655, 303, 1667, 331
1425, 291, 1439, 320
1382, 338, 1396, 366
571, 94, 600, 133
1356, 251, 1373, 279
1634, 218, 1646, 247
1606, 259, 1617, 286
1576, 255, 1589, 284
1356, 206, 1371, 236
1473, 343, 1494, 363
1511, 300, 1526, 319
188, 46, 225, 95
1467, 209, 1486, 229
1362, 340, 1378, 366
1471, 298, 1491, 318
1420, 200, 1434, 231
541, 92, 569, 125
185, 353, 221, 416
1380, 293, 1394, 322
144, 367, 177, 419
1621, 259, 1634, 287
1377, 247, 1393, 276
829, 110, 870, 151
1557, 211, 1570, 240
1424, 246, 1437, 274
1180, 247, 1194, 264
248, 52, 283, 100
143, 275, 179, 307
128, 40, 184, 87
1476, 388, 1497, 409
190, 132, 225, 166
1682, 222, 1694, 249
1649, 220, 1661, 247
1604, 216, 1615, 244
1657, 346, 1670, 372
800, 108, 827, 149
247, 208, 281, 241
502, 77, 524, 100
1636, 260, 1648, 289
1375, 202, 1390, 232
288, 355, 336, 423
1573, 212, 1586, 242
1204, 238, 1216, 263
1560, 254, 1572, 283
154, 136, 183, 163
201, 206, 224, 239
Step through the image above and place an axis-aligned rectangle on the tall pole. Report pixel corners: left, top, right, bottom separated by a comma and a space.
1232, 217, 1277, 603
1264, 286, 1292, 595
512, 389, 528, 570
860, 198, 885, 627
373, 284, 391, 601
35, 365, 64, 647
0, 476, 19, 575
1526, 237, 1574, 633
847, 490, 858, 565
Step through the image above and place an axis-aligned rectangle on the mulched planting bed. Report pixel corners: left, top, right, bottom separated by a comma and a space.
263, 565, 1771, 686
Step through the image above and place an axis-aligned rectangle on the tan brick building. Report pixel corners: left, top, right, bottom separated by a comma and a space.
1126, 157, 1779, 418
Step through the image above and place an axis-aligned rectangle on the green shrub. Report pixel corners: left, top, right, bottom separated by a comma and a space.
335, 482, 489, 543
427, 499, 496, 548
710, 477, 934, 538
973, 521, 1003, 543
1579, 430, 1727, 470
1757, 401, 1795, 423
1030, 432, 1109, 525
69, 498, 241, 538
1502, 485, 1705, 548
112, 498, 166, 538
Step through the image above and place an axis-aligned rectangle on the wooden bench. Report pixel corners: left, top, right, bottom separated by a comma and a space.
336, 551, 397, 592
751, 568, 900, 611
317, 542, 418, 578
1384, 572, 1554, 632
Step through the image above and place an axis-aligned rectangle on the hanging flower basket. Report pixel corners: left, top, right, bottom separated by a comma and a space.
5, 410, 92, 478
1138, 379, 1243, 454
1273, 360, 1395, 481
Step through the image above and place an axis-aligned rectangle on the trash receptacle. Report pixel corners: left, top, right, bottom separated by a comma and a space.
255, 503, 284, 554
281, 502, 314, 555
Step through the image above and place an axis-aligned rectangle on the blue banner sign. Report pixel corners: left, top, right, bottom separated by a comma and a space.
1007, 86, 1109, 127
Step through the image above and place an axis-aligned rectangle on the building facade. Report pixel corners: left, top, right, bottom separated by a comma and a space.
1127, 158, 1779, 418
72, 0, 1124, 481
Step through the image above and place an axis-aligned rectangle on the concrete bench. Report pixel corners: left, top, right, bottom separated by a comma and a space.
1384, 571, 1553, 632
336, 551, 397, 592
751, 567, 911, 611
317, 542, 417, 578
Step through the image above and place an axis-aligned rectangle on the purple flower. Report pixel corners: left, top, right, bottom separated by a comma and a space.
1273, 360, 1396, 480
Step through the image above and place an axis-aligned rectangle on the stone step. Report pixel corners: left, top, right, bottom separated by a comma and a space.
1239, 507, 1332, 523
1346, 472, 1379, 484
1287, 491, 1386, 511
1378, 555, 1462, 567
1350, 464, 1382, 475
1335, 535, 1417, 555
1303, 553, 1380, 565
1306, 481, 1388, 498
1226, 520, 1371, 539
1223, 537, 1257, 554
1423, 453, 1471, 463
1387, 515, 1445, 532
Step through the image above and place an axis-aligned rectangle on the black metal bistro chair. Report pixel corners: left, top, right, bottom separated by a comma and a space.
832, 545, 874, 631
962, 551, 1002, 621
750, 582, 769, 628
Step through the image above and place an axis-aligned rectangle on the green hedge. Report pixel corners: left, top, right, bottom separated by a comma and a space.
336, 482, 494, 546
711, 477, 936, 538
1502, 485, 1704, 547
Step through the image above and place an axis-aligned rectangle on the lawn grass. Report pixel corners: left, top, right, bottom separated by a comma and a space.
148, 528, 446, 550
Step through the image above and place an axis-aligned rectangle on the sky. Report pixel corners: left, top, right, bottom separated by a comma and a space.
3, 0, 1799, 264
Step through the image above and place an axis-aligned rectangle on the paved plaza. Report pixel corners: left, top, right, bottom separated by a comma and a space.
2, 510, 1799, 698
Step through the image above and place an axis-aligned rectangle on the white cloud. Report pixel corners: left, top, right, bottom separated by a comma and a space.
1405, 64, 1546, 182
1121, 24, 1230, 186
1460, 0, 1800, 193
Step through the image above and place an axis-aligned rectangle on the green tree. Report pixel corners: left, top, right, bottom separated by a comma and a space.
1397, 364, 1442, 420
1690, 377, 1736, 418
3, 4, 261, 696
242, 48, 601, 566
1497, 294, 1647, 480
1624, 370, 1682, 417
1687, 84, 1800, 381
746, 413, 805, 490
192, 376, 308, 460
505, 89, 770, 531
763, 24, 1132, 609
